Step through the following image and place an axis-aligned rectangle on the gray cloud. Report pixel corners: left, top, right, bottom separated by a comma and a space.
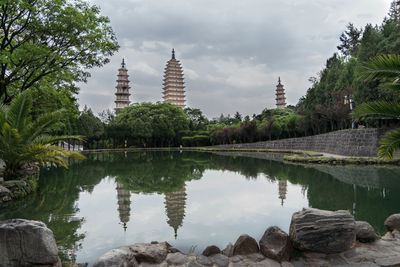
79, 0, 392, 117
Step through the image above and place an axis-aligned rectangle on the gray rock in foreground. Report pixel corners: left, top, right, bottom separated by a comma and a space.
0, 218, 61, 267
233, 234, 259, 255
289, 208, 356, 253
93, 246, 138, 267
355, 221, 378, 243
259, 226, 292, 261
384, 214, 400, 232
93, 242, 171, 266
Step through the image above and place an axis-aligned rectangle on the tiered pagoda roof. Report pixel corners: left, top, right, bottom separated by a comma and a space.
115, 59, 131, 113
276, 77, 286, 109
162, 49, 185, 108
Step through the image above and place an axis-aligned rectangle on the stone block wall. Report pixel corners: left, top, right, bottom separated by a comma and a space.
213, 129, 387, 157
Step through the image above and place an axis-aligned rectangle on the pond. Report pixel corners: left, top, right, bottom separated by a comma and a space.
1, 151, 400, 265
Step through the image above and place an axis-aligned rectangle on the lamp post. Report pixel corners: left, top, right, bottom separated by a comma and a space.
344, 95, 355, 129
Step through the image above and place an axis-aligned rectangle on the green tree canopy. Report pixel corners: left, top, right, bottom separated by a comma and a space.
114, 102, 189, 147
0, 0, 119, 103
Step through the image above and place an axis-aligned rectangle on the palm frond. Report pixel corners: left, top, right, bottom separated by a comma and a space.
24, 110, 64, 142
360, 54, 400, 83
18, 144, 85, 168
378, 128, 400, 159
354, 102, 400, 121
6, 92, 33, 132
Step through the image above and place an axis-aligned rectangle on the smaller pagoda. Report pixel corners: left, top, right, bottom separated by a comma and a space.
115, 59, 131, 113
275, 77, 286, 109
278, 180, 287, 206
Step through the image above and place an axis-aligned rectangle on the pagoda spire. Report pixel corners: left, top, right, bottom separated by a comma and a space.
162, 49, 186, 108
275, 77, 286, 109
115, 58, 131, 113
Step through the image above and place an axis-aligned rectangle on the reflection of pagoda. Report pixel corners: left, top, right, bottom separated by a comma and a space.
116, 182, 131, 231
164, 184, 187, 239
278, 180, 287, 206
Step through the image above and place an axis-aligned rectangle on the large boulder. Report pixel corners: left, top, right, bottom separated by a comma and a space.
384, 214, 400, 232
93, 246, 138, 267
355, 221, 378, 243
289, 208, 356, 253
93, 242, 171, 266
0, 219, 61, 267
202, 245, 221, 256
233, 234, 259, 255
259, 226, 292, 261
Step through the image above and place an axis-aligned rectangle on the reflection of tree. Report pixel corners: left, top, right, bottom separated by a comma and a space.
116, 182, 131, 231
0, 160, 105, 263
164, 184, 187, 239
111, 152, 205, 194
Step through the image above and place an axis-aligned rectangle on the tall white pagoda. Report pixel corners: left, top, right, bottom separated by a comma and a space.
162, 49, 185, 108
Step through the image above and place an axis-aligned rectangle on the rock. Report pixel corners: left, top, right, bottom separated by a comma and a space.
169, 247, 181, 253
259, 226, 292, 261
253, 258, 281, 267
130, 242, 171, 263
382, 231, 395, 240
222, 242, 234, 257
93, 246, 138, 267
233, 234, 259, 255
246, 253, 265, 262
166, 252, 190, 265
210, 253, 229, 267
188, 261, 203, 267
0, 185, 11, 201
0, 218, 61, 267
202, 245, 221, 256
392, 229, 400, 239
197, 254, 212, 266
95, 242, 171, 266
289, 208, 356, 253
355, 221, 378, 243
384, 214, 400, 232
375, 256, 400, 267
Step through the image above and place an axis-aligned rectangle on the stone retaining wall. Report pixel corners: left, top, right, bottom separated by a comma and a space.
213, 128, 388, 157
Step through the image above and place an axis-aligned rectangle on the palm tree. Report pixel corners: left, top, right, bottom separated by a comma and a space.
354, 54, 400, 159
0, 92, 85, 180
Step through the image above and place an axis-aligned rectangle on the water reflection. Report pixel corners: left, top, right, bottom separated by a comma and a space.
165, 184, 187, 239
0, 151, 399, 265
116, 182, 131, 231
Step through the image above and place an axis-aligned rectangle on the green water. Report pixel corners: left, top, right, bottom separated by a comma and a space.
1, 151, 400, 265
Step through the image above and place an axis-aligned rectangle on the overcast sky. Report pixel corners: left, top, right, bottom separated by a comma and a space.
79, 0, 393, 118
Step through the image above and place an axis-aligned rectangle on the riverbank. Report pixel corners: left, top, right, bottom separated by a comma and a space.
0, 162, 39, 204
81, 147, 400, 166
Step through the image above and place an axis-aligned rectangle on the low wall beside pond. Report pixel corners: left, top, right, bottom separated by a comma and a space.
213, 128, 388, 157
